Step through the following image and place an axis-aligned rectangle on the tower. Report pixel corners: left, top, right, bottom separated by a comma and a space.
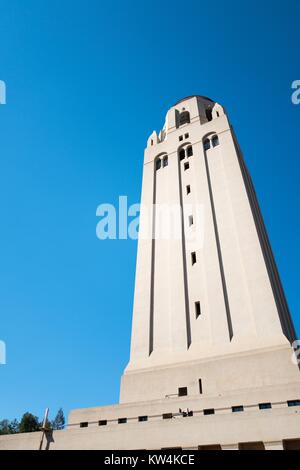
2, 96, 300, 449
120, 95, 299, 404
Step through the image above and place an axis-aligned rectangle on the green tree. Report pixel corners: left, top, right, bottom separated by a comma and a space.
0, 419, 19, 435
51, 408, 65, 430
19, 412, 40, 433
8, 419, 19, 434
0, 419, 11, 435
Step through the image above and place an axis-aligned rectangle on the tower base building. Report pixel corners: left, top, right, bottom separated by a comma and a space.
1, 96, 299, 450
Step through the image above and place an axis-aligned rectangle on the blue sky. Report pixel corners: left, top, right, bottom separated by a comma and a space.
0, 0, 299, 422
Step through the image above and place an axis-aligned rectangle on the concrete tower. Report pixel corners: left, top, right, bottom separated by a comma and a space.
120, 95, 299, 404
2, 96, 299, 450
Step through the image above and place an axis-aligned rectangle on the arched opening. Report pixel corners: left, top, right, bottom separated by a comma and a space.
179, 148, 185, 161
179, 110, 190, 126
212, 135, 219, 147
203, 138, 210, 151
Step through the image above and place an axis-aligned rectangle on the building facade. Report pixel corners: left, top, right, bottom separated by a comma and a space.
1, 96, 299, 450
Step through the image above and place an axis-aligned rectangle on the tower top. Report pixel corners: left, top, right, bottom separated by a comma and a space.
147, 94, 224, 148
173, 95, 214, 106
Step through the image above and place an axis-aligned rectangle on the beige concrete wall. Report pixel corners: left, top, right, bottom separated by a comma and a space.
0, 406, 299, 450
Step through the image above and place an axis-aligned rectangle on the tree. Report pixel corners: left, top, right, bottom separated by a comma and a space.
19, 412, 40, 433
51, 408, 65, 430
0, 420, 11, 435
8, 419, 19, 434
0, 419, 19, 435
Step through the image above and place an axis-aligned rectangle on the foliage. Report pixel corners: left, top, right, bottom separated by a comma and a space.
0, 408, 65, 435
51, 408, 65, 430
19, 412, 40, 433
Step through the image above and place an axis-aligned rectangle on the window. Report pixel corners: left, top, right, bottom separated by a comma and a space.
155, 158, 161, 170
259, 403, 272, 410
179, 149, 185, 161
98, 420, 107, 426
185, 133, 189, 139
205, 108, 213, 122
203, 138, 210, 151
191, 252, 196, 265
283, 439, 300, 450
179, 135, 183, 141
203, 409, 214, 415
239, 442, 265, 450
187, 146, 193, 157
80, 422, 88, 428
184, 162, 189, 171
178, 387, 188, 397
151, 139, 153, 146
232, 406, 244, 413
212, 135, 219, 147
118, 418, 127, 424
199, 379, 203, 394
138, 416, 148, 422
199, 445, 221, 450
163, 156, 168, 167
188, 215, 193, 226
179, 110, 190, 126
287, 400, 300, 407
195, 301, 201, 318
216, 111, 220, 117
186, 185, 191, 195
162, 413, 173, 420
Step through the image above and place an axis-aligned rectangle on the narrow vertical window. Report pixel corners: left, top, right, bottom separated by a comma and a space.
155, 158, 161, 170
205, 108, 213, 122
199, 379, 203, 394
163, 156, 168, 167
212, 135, 219, 147
184, 162, 189, 171
188, 215, 193, 226
179, 149, 185, 161
179, 135, 183, 141
187, 146, 193, 157
186, 185, 191, 195
195, 301, 201, 318
191, 252, 196, 265
203, 139, 210, 151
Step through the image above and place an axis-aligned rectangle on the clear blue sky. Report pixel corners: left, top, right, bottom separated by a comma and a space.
0, 0, 299, 422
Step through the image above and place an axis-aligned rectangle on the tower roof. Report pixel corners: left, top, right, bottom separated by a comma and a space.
173, 95, 214, 106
